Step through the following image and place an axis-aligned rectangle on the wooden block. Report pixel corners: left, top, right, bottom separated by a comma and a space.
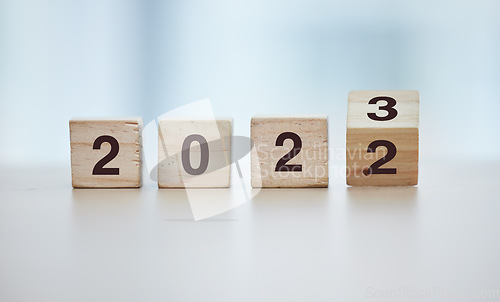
251, 116, 328, 188
346, 90, 419, 186
70, 117, 142, 188
158, 119, 231, 188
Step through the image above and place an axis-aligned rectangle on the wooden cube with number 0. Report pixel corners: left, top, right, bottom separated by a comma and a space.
251, 116, 328, 188
346, 91, 419, 186
70, 117, 143, 188
158, 119, 231, 188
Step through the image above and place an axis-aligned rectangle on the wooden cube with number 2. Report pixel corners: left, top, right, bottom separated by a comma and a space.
70, 117, 142, 188
346, 91, 419, 186
251, 116, 328, 188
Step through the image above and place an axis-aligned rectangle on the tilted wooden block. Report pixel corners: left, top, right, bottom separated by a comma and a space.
158, 119, 231, 188
70, 117, 142, 188
251, 116, 328, 188
346, 90, 419, 186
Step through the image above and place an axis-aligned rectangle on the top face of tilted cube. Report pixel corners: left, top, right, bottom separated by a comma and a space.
347, 90, 419, 129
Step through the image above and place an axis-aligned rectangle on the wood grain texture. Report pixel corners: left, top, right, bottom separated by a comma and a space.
346, 91, 419, 186
70, 117, 142, 188
346, 128, 418, 186
158, 119, 231, 188
251, 116, 328, 188
347, 90, 419, 129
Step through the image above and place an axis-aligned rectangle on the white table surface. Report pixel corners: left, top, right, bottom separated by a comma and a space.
1, 160, 499, 302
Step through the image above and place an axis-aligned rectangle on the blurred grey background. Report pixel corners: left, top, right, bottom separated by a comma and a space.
1, 0, 499, 165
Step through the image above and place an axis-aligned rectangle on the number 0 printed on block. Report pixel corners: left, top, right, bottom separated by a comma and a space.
346, 91, 419, 186
158, 119, 231, 188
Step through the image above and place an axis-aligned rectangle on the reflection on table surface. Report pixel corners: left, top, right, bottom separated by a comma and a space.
1, 162, 500, 302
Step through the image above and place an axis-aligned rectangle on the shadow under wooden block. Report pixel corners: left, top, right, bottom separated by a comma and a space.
346, 90, 419, 186
70, 117, 142, 188
251, 116, 328, 188
158, 119, 231, 188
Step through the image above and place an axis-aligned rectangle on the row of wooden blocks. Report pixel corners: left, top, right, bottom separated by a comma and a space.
70, 90, 419, 188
